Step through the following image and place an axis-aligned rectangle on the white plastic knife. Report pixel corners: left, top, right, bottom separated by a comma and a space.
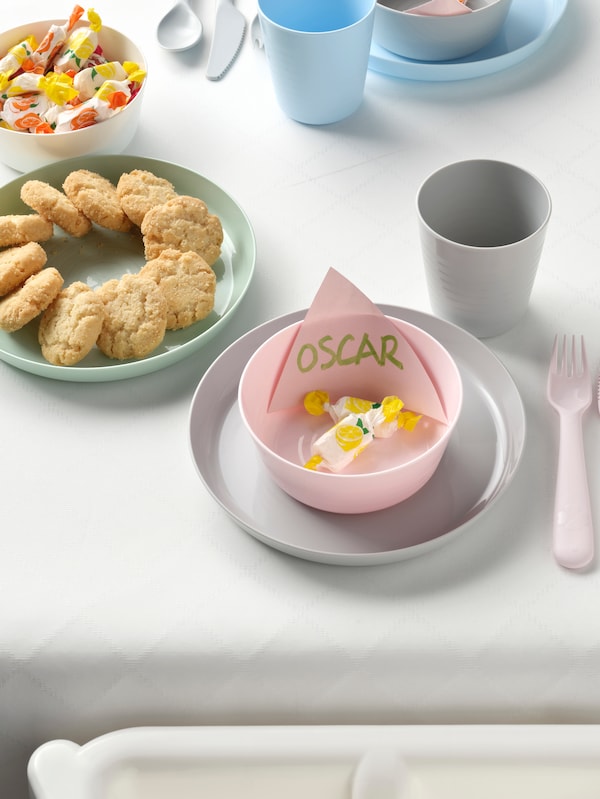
206, 0, 246, 80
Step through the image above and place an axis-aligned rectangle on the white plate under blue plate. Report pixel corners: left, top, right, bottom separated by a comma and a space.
189, 306, 526, 566
0, 155, 256, 382
368, 0, 568, 81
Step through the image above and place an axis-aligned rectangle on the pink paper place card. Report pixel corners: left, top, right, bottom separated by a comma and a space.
407, 0, 471, 15
267, 268, 447, 423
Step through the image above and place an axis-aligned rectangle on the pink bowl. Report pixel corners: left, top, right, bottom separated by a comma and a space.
238, 316, 463, 514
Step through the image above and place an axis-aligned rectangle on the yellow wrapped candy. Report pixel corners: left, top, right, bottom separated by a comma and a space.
0, 36, 37, 79
304, 389, 330, 416
0, 70, 77, 105
302, 390, 422, 473
73, 60, 127, 100
304, 413, 374, 473
53, 8, 103, 73
397, 410, 422, 431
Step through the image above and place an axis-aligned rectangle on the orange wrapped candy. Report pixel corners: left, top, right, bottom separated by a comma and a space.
0, 93, 51, 132
22, 5, 85, 74
52, 76, 133, 132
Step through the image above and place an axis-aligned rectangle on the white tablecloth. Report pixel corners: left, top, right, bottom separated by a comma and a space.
1, 0, 598, 796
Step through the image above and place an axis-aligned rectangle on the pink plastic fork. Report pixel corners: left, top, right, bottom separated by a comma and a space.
547, 334, 594, 569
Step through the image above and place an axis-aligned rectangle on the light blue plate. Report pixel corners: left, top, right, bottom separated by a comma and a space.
0, 155, 256, 382
368, 0, 569, 81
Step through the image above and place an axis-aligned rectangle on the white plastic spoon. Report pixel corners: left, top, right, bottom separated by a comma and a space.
157, 0, 203, 51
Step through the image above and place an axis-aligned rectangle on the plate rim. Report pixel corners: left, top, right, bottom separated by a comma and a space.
368, 0, 569, 82
0, 154, 256, 382
189, 305, 526, 566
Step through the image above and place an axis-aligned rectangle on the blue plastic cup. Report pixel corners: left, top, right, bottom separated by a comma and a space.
257, 0, 376, 125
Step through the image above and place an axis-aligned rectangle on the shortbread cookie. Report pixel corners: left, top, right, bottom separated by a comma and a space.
141, 195, 223, 265
139, 249, 216, 329
20, 179, 92, 238
62, 170, 131, 232
0, 267, 63, 332
0, 214, 53, 247
96, 274, 167, 360
39, 281, 105, 366
116, 169, 178, 227
0, 241, 47, 297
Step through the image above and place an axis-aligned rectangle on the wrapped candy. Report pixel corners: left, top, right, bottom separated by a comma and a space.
365, 396, 406, 438
0, 92, 51, 132
304, 413, 374, 473
304, 390, 421, 433
0, 70, 77, 103
0, 70, 41, 98
73, 60, 139, 100
53, 8, 103, 73
22, 5, 85, 74
303, 390, 422, 472
365, 396, 421, 436
52, 88, 123, 131
326, 395, 376, 422
0, 36, 37, 79
304, 391, 377, 421
51, 75, 134, 131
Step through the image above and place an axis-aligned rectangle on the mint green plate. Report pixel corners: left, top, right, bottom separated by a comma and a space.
0, 155, 256, 381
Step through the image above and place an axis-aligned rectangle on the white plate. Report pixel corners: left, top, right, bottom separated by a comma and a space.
368, 0, 568, 81
28, 725, 600, 799
0, 155, 256, 382
189, 306, 525, 565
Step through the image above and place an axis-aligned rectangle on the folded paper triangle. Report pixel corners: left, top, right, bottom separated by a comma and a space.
267, 268, 448, 423
406, 0, 471, 15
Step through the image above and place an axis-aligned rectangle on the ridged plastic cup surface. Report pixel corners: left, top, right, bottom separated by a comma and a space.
417, 159, 551, 338
257, 0, 376, 125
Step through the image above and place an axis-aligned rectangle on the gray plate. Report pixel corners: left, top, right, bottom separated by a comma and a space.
189, 306, 525, 565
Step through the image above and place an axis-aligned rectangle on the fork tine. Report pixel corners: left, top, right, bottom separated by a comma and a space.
550, 333, 559, 373
580, 335, 589, 377
569, 334, 588, 377
568, 334, 575, 375
553, 334, 587, 377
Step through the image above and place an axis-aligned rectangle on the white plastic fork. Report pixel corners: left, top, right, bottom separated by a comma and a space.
547, 334, 594, 569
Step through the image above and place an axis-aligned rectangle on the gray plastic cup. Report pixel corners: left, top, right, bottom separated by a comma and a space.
417, 159, 552, 338
257, 0, 376, 125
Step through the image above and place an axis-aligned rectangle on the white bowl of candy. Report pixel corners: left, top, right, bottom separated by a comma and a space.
0, 10, 146, 172
238, 317, 463, 514
373, 0, 513, 62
